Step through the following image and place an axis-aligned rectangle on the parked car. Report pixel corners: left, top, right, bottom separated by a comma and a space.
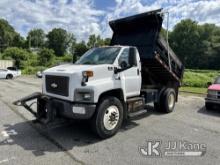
205, 76, 220, 110
0, 67, 21, 79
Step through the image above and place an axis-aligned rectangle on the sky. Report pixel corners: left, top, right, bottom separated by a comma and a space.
0, 0, 220, 41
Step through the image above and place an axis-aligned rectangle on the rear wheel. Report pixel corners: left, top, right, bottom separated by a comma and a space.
6, 74, 13, 79
154, 88, 176, 113
91, 96, 123, 139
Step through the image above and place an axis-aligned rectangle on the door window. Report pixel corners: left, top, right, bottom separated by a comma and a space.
118, 48, 137, 69
118, 48, 130, 69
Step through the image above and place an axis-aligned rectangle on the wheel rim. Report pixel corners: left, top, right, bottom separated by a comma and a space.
103, 105, 119, 131
168, 93, 175, 109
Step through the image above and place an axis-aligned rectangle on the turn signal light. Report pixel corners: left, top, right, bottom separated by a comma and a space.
83, 71, 94, 77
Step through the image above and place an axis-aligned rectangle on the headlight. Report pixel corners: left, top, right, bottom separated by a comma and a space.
208, 90, 217, 95
74, 89, 94, 102
82, 93, 92, 100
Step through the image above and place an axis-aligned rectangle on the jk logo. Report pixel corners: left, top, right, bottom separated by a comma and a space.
139, 140, 161, 157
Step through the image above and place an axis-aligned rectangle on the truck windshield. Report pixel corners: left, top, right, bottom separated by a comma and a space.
214, 77, 220, 84
75, 47, 121, 65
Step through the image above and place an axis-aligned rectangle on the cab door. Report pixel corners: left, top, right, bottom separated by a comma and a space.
118, 48, 141, 97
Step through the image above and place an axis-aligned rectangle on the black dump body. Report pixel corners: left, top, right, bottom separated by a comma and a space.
109, 9, 184, 86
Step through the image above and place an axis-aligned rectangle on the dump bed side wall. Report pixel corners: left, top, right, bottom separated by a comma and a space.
110, 13, 163, 60
109, 10, 184, 86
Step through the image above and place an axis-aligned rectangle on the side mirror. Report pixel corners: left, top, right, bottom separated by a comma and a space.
119, 61, 128, 69
114, 67, 120, 74
207, 82, 212, 86
114, 67, 126, 74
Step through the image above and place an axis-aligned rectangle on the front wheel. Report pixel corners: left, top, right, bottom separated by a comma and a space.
6, 74, 13, 79
91, 96, 123, 139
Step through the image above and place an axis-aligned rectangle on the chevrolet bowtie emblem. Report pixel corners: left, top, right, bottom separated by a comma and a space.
51, 83, 58, 88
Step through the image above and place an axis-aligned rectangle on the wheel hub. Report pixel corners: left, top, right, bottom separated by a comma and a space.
103, 106, 119, 130
168, 93, 175, 109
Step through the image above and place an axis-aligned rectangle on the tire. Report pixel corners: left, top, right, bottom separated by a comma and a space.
205, 102, 213, 110
156, 88, 176, 113
91, 96, 123, 139
6, 74, 13, 79
154, 102, 160, 111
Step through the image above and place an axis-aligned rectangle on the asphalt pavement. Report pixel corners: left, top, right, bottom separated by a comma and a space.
0, 76, 220, 165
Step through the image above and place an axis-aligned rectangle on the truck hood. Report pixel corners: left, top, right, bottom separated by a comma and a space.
42, 63, 115, 101
208, 84, 220, 91
44, 64, 111, 74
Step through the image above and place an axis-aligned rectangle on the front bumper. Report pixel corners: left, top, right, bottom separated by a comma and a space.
13, 92, 96, 122
205, 97, 220, 105
49, 98, 96, 119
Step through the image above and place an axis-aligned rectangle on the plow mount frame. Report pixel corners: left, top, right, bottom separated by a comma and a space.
13, 92, 48, 120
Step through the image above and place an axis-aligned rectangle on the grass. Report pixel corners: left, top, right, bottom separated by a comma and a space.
180, 86, 207, 94
182, 69, 220, 88
180, 69, 220, 94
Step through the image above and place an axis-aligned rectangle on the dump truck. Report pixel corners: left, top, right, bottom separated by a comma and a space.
14, 9, 184, 138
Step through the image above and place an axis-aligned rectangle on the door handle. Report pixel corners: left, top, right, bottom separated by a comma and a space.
137, 69, 140, 75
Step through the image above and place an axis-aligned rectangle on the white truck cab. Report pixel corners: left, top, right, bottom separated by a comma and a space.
43, 46, 141, 103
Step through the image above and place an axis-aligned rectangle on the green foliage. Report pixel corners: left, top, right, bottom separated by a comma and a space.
47, 28, 69, 56
87, 35, 102, 48
170, 19, 201, 67
74, 41, 88, 57
103, 38, 111, 45
182, 69, 220, 88
87, 34, 110, 48
37, 48, 55, 66
180, 87, 207, 94
61, 54, 73, 62
53, 54, 73, 65
0, 19, 25, 51
67, 33, 77, 56
2, 47, 30, 68
26, 29, 45, 48
22, 66, 47, 75
170, 19, 220, 69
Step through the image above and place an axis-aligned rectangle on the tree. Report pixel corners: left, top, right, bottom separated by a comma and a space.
37, 48, 55, 66
169, 19, 220, 69
47, 28, 69, 56
207, 26, 220, 69
169, 19, 201, 68
74, 41, 88, 58
27, 29, 45, 48
67, 33, 76, 55
103, 38, 111, 45
0, 19, 23, 52
87, 35, 108, 48
2, 47, 29, 68
12, 34, 25, 48
87, 34, 98, 48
